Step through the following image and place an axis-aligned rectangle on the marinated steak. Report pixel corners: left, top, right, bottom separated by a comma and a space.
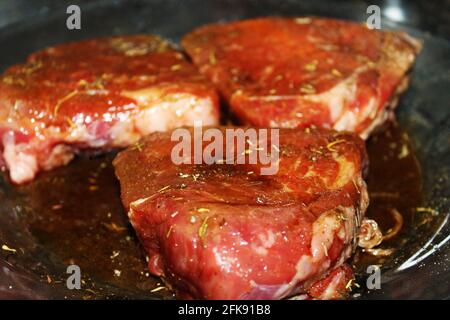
113, 127, 369, 299
182, 17, 421, 138
0, 35, 219, 184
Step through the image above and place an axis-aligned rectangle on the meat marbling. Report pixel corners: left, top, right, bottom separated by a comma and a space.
0, 35, 219, 184
113, 127, 369, 299
182, 17, 421, 138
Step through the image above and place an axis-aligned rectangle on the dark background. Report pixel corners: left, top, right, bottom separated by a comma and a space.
0, 0, 449, 38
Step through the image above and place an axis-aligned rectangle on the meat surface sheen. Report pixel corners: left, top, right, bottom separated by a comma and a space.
0, 35, 219, 184
113, 127, 369, 299
182, 17, 421, 138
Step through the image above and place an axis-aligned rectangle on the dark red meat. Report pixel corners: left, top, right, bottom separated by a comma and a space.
0, 35, 219, 184
182, 17, 421, 138
113, 127, 368, 299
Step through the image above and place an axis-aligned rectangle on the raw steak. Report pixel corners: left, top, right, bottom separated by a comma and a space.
182, 17, 421, 138
0, 35, 219, 184
113, 127, 369, 299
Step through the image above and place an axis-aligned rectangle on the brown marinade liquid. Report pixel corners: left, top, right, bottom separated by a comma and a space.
20, 121, 421, 298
